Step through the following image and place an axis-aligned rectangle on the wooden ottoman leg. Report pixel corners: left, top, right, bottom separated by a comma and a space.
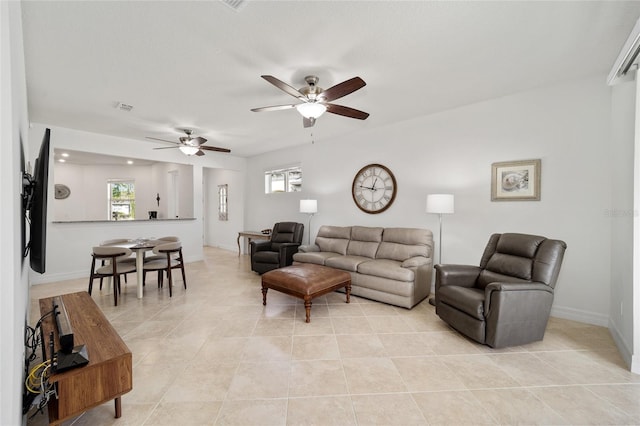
345, 283, 351, 304
262, 286, 268, 306
304, 297, 312, 323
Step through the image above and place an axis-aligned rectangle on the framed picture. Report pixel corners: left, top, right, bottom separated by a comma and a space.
491, 159, 541, 201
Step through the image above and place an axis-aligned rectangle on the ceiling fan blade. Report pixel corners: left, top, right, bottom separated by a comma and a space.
195, 150, 205, 156
200, 145, 231, 153
303, 117, 315, 128
326, 103, 370, 120
319, 77, 366, 102
152, 146, 180, 150
261, 75, 307, 101
251, 104, 297, 113
146, 136, 180, 145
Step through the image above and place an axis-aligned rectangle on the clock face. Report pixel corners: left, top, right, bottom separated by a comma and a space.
352, 164, 397, 214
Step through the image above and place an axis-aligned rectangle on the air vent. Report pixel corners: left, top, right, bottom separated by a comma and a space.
221, 0, 247, 12
116, 102, 133, 112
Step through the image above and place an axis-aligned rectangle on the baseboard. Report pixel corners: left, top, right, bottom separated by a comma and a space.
608, 318, 635, 372
550, 304, 608, 327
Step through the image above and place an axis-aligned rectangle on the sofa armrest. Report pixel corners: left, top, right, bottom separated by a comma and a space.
278, 243, 302, 267
435, 264, 481, 288
298, 244, 320, 253
401, 256, 429, 268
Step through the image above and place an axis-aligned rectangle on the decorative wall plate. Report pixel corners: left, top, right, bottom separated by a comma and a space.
54, 184, 71, 200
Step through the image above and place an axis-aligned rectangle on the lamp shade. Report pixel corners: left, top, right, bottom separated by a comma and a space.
296, 102, 327, 119
300, 199, 318, 214
179, 145, 199, 156
426, 194, 454, 214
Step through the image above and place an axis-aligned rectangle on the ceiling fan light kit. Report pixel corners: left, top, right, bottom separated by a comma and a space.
178, 145, 200, 156
296, 102, 327, 119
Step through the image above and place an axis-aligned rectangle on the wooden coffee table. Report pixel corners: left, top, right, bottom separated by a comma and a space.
261, 264, 351, 322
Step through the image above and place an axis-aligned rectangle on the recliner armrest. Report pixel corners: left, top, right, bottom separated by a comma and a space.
435, 264, 481, 288
278, 243, 302, 267
250, 240, 273, 253
484, 281, 553, 313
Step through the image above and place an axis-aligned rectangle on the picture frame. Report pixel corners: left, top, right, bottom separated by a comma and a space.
491, 159, 541, 201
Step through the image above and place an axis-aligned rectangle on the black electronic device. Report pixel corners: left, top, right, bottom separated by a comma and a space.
22, 128, 51, 273
53, 297, 74, 353
51, 296, 89, 372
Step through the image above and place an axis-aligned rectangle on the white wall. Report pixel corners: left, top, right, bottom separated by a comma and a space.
609, 79, 636, 370
203, 168, 245, 252
1, 1, 30, 424
28, 123, 247, 284
246, 76, 614, 327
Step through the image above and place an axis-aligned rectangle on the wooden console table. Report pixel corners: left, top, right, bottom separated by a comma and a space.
39, 291, 132, 425
237, 230, 270, 255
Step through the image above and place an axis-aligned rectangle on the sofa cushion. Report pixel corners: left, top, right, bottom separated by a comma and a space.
315, 225, 351, 255
357, 259, 414, 282
376, 228, 432, 261
326, 255, 372, 272
293, 252, 341, 266
346, 226, 382, 258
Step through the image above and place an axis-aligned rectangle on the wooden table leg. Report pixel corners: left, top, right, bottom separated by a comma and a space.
345, 283, 351, 303
262, 286, 268, 305
114, 397, 122, 418
237, 234, 241, 256
304, 298, 312, 323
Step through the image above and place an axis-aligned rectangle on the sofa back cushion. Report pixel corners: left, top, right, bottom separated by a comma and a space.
315, 225, 351, 255
376, 228, 433, 261
347, 226, 383, 258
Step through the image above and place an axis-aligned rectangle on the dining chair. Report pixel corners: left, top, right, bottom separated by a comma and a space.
99, 238, 135, 288
143, 236, 181, 263
142, 241, 186, 297
88, 246, 137, 306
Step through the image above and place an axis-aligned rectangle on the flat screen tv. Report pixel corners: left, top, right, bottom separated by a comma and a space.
23, 128, 50, 274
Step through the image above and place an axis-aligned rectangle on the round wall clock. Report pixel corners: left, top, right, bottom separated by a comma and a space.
352, 163, 397, 214
54, 184, 71, 200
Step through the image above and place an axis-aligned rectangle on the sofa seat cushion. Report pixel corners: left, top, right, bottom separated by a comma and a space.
438, 286, 485, 320
325, 255, 372, 272
293, 252, 341, 266
357, 259, 414, 282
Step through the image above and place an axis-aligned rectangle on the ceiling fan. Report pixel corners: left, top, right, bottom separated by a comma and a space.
251, 75, 369, 128
146, 129, 231, 156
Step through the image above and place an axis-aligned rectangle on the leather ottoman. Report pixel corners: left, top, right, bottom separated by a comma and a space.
261, 264, 351, 322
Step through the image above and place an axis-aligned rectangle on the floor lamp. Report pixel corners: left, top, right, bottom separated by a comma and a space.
299, 199, 317, 245
426, 194, 454, 306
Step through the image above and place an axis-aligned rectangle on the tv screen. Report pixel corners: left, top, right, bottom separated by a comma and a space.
28, 128, 50, 273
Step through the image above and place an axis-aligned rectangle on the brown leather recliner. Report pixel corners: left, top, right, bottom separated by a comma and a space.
250, 222, 304, 274
435, 233, 567, 348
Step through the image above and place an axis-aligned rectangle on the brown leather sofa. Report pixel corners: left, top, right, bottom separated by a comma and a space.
250, 222, 304, 274
435, 233, 567, 348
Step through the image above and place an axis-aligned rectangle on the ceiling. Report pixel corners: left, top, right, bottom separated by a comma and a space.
21, 1, 640, 158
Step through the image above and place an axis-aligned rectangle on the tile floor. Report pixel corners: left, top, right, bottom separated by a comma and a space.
27, 246, 640, 425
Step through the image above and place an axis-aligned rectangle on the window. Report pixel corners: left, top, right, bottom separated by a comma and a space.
265, 166, 302, 193
108, 180, 135, 220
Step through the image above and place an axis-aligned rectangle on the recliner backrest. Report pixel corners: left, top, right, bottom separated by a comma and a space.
476, 233, 567, 289
270, 222, 304, 251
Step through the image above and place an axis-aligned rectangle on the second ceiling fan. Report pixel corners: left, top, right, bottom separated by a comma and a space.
146, 129, 231, 156
251, 75, 369, 128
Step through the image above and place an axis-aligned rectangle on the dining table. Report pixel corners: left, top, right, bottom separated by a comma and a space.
104, 238, 164, 299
